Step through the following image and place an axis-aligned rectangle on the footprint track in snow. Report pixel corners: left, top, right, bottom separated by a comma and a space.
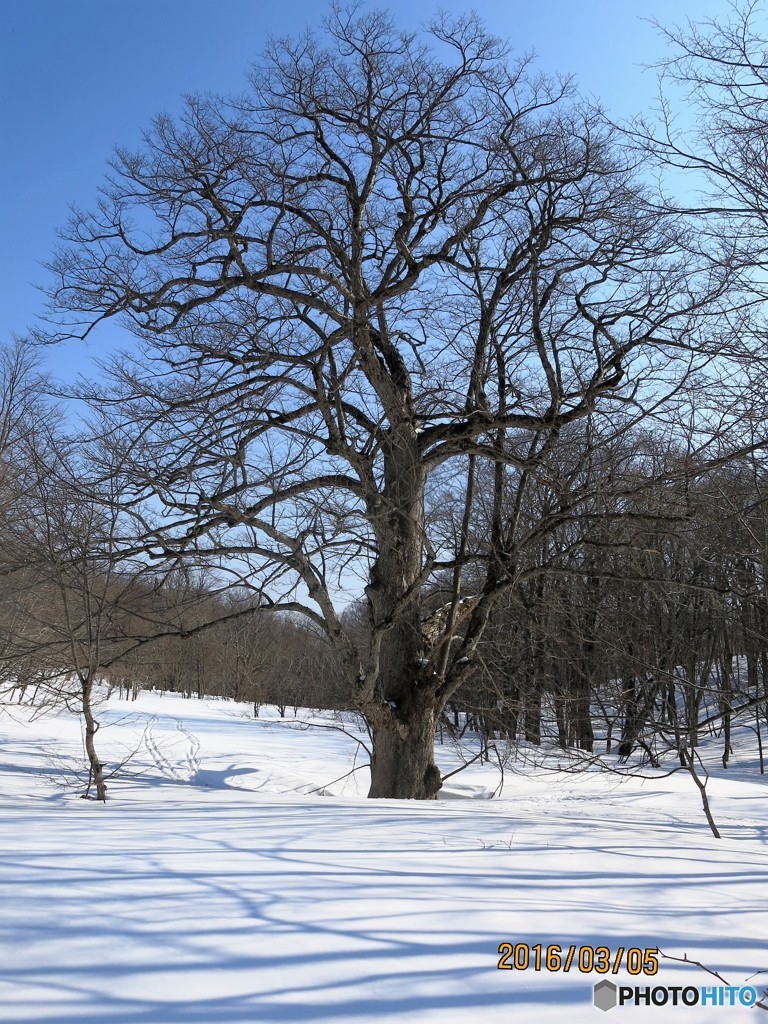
175, 718, 201, 779
143, 716, 201, 783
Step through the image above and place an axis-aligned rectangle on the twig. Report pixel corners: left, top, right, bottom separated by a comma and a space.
659, 951, 768, 1011
305, 762, 369, 795
440, 749, 484, 782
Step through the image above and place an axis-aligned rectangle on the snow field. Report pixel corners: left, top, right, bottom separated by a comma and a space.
0, 690, 765, 1023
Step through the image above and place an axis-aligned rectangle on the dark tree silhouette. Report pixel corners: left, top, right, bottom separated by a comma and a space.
46, 8, 727, 798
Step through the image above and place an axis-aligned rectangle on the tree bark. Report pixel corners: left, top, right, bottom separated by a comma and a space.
82, 678, 107, 802
362, 418, 442, 798
368, 692, 442, 799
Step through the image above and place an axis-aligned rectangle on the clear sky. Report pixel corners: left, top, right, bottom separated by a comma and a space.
1, 0, 726, 381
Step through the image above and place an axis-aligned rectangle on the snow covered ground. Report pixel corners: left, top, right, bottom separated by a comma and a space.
0, 690, 765, 1023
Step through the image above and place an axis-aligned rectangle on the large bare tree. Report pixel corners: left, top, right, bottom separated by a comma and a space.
46, 8, 726, 798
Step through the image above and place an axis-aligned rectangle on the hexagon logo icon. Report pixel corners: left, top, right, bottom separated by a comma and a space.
594, 980, 618, 1012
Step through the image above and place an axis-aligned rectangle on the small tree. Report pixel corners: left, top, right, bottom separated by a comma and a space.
4, 440, 135, 800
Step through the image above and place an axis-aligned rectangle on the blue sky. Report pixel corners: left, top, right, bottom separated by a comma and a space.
1, 0, 726, 381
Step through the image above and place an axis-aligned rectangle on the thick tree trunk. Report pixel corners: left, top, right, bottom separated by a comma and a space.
368, 695, 442, 799
619, 676, 639, 758
363, 416, 441, 799
365, 599, 443, 798
525, 686, 542, 745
